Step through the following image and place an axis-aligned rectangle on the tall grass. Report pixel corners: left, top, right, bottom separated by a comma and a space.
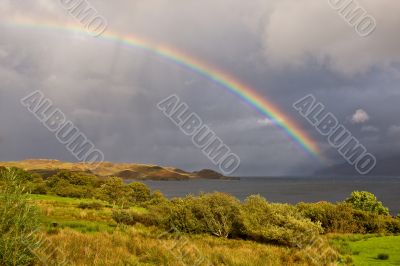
0, 169, 39, 266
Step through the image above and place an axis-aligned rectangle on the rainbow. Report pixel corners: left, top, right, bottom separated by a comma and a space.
6, 17, 320, 157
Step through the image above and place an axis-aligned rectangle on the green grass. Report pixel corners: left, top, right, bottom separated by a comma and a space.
332, 235, 400, 265
28, 193, 149, 234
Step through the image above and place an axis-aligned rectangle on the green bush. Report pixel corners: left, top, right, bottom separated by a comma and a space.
297, 202, 359, 233
141, 190, 168, 207
155, 192, 241, 238
240, 195, 323, 247
0, 169, 40, 266
377, 253, 389, 260
298, 201, 400, 234
47, 170, 98, 198
96, 177, 132, 207
128, 182, 151, 204
112, 210, 156, 226
345, 191, 389, 215
0, 167, 47, 195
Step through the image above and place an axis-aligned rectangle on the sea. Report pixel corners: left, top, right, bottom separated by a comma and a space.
135, 176, 400, 215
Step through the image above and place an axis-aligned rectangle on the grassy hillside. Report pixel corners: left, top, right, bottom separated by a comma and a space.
0, 159, 229, 180
1, 167, 399, 265
28, 194, 336, 265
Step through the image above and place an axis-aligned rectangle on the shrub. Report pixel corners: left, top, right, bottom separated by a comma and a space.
112, 210, 156, 226
297, 202, 359, 233
298, 201, 400, 234
345, 191, 389, 215
155, 192, 241, 238
96, 177, 131, 207
142, 190, 168, 207
128, 182, 151, 204
78, 202, 103, 210
241, 195, 323, 247
195, 192, 241, 238
0, 169, 40, 266
377, 253, 389, 260
47, 171, 98, 198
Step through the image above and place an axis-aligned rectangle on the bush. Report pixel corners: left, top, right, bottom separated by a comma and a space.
78, 202, 103, 210
112, 210, 156, 226
298, 201, 400, 234
97, 177, 132, 207
128, 182, 151, 204
377, 253, 389, 260
345, 191, 389, 215
47, 171, 98, 198
155, 192, 241, 238
240, 195, 322, 247
141, 190, 168, 207
0, 169, 40, 266
297, 202, 359, 233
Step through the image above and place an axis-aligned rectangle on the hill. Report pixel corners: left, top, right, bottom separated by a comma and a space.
0, 159, 231, 180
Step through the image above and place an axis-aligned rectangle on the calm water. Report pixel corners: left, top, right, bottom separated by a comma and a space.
137, 177, 400, 215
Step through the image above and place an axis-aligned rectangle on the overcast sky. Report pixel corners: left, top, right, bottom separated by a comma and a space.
1, 0, 399, 176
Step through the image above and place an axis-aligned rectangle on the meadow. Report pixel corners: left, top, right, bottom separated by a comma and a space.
1, 167, 400, 265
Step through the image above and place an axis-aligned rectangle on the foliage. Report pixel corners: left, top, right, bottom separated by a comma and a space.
299, 201, 400, 234
97, 177, 131, 207
345, 191, 389, 215
156, 192, 241, 238
0, 167, 46, 195
112, 210, 155, 226
240, 195, 323, 247
47, 170, 98, 198
128, 181, 151, 204
297, 202, 359, 233
0, 169, 40, 266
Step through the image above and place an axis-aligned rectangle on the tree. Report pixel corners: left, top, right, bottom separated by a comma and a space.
47, 171, 98, 198
128, 182, 151, 204
196, 192, 241, 238
345, 191, 389, 215
97, 177, 131, 207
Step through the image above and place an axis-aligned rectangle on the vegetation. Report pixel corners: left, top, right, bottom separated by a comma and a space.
0, 169, 40, 266
345, 191, 390, 215
331, 234, 400, 265
0, 166, 399, 265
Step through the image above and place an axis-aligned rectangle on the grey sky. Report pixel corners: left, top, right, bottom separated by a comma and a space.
0, 0, 399, 175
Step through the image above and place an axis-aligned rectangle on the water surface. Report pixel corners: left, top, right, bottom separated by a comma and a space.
137, 177, 400, 215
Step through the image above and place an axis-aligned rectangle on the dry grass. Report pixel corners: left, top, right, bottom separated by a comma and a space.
33, 227, 339, 266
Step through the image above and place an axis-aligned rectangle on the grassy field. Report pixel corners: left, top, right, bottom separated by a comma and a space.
331, 234, 400, 265
26, 194, 339, 265
2, 173, 398, 265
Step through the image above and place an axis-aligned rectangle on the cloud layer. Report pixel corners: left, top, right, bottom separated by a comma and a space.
1, 0, 399, 175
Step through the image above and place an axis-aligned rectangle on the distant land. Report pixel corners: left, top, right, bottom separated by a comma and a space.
315, 155, 400, 177
0, 159, 233, 180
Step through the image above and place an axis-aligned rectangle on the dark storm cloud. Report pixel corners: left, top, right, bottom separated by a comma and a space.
1, 0, 399, 175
